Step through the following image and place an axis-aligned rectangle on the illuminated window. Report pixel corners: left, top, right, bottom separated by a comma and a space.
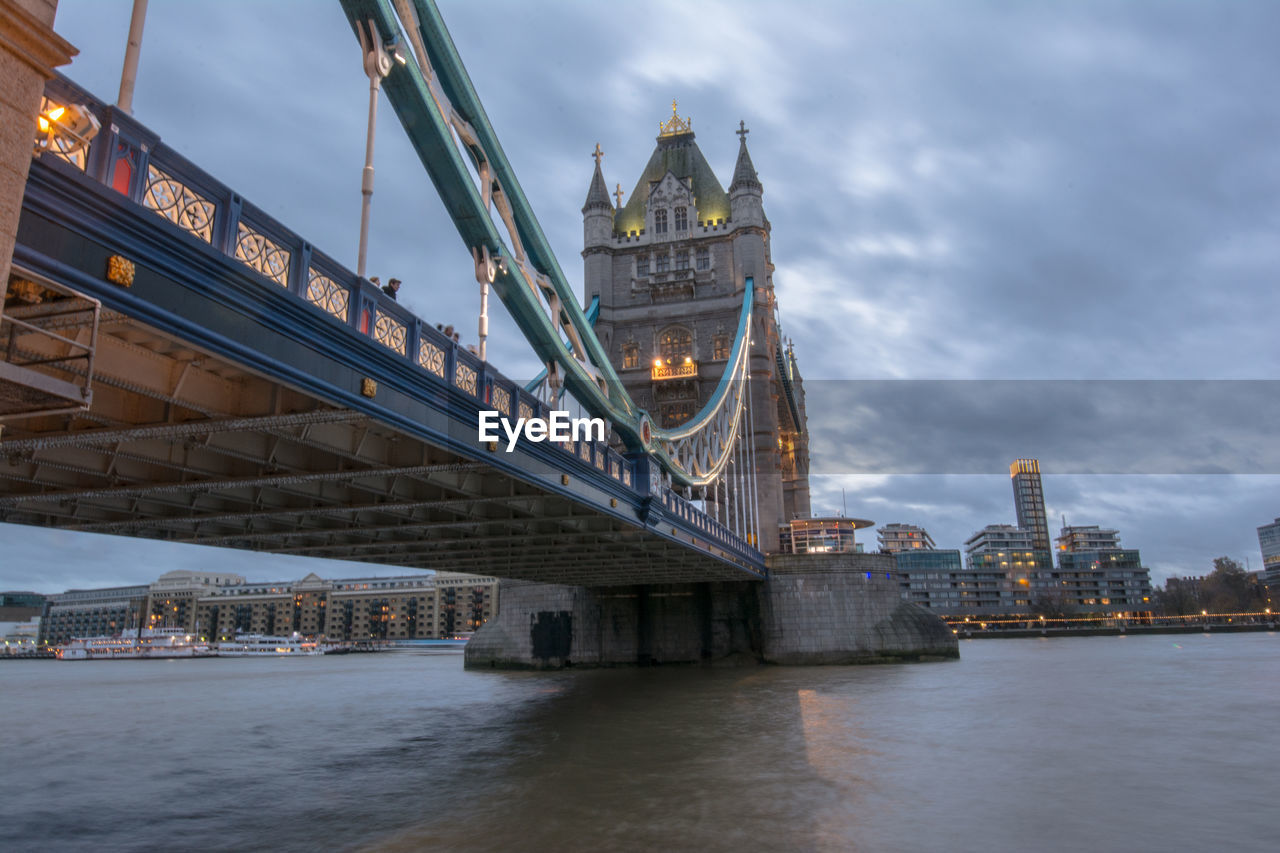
654, 208, 668, 234
658, 326, 693, 362
712, 334, 730, 359
622, 342, 639, 369
674, 206, 688, 231
661, 401, 693, 427
696, 247, 710, 270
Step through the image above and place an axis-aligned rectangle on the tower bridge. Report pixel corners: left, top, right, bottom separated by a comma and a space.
0, 0, 956, 666
3, 75, 759, 586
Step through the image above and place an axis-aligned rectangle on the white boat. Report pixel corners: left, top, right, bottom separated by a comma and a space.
215, 633, 323, 656
56, 628, 212, 660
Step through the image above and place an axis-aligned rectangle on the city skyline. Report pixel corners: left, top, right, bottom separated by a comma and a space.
3, 0, 1277, 589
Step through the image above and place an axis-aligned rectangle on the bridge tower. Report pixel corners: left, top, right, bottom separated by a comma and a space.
581, 105, 810, 553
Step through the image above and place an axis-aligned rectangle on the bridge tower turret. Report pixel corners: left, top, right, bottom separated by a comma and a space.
581, 105, 811, 554
728, 121, 764, 228
581, 143, 616, 361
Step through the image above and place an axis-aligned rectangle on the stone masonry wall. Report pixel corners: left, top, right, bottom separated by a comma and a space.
464, 580, 762, 670
1, 0, 75, 291
465, 554, 957, 669
761, 553, 958, 665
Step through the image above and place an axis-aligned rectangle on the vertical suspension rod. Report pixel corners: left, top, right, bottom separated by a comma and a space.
117, 0, 149, 114
356, 21, 393, 279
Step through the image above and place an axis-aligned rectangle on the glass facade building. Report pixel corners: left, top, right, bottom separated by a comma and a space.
1010, 459, 1050, 552
1258, 518, 1280, 592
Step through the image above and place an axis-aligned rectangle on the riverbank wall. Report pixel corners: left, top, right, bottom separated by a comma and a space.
464, 553, 958, 669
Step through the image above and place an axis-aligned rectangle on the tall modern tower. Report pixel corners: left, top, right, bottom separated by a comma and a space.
1259, 518, 1280, 592
580, 105, 811, 552
1010, 459, 1050, 552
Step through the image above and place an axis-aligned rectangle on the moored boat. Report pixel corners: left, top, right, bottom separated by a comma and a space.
56, 628, 212, 660
215, 633, 323, 656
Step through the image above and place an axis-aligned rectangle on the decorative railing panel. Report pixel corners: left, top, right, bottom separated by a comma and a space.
418, 338, 446, 378
373, 310, 407, 355
235, 222, 291, 287
142, 164, 215, 244
305, 269, 350, 322
491, 385, 511, 416
454, 361, 477, 396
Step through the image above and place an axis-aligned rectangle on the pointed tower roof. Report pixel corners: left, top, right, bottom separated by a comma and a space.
582, 143, 614, 214
613, 102, 730, 235
729, 120, 761, 195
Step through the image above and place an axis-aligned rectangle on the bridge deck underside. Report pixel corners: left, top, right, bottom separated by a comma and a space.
0, 310, 751, 586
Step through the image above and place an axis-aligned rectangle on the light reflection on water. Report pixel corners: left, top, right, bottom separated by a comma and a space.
2, 635, 1276, 852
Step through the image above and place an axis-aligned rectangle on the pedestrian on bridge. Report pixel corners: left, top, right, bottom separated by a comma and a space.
383, 278, 401, 300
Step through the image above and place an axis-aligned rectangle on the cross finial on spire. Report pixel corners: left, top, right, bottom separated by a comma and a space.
614, 183, 624, 208
737, 120, 750, 142
592, 143, 603, 166
672, 98, 679, 117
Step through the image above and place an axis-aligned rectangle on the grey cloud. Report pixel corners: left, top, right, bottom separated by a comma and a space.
807, 380, 1280, 475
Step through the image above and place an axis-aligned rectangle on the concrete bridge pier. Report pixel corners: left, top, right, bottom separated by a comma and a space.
465, 554, 959, 669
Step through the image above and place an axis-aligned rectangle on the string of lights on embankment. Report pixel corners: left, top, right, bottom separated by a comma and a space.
942, 610, 1277, 631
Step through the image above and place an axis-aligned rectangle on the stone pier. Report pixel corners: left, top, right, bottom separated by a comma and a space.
464, 553, 958, 669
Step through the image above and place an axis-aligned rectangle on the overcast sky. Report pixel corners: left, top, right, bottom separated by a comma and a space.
4, 0, 1277, 592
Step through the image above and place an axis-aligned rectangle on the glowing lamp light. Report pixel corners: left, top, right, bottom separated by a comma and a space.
653, 359, 663, 367
37, 106, 65, 132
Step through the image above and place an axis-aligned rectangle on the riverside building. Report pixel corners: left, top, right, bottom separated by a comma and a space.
884, 516, 1152, 617
1051, 526, 1152, 611
38, 571, 498, 646
877, 523, 936, 552
945, 524, 1049, 613
38, 584, 149, 647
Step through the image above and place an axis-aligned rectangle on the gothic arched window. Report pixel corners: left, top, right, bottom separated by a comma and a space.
658, 325, 693, 363
674, 207, 688, 231
653, 208, 668, 234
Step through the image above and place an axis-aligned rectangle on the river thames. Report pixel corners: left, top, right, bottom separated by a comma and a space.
3, 633, 1276, 852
